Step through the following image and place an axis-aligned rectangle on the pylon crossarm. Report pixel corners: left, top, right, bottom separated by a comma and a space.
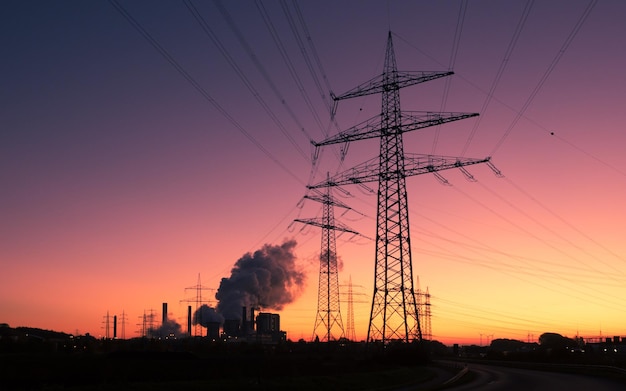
400, 111, 479, 132
304, 191, 353, 210
333, 71, 453, 101
404, 154, 491, 177
307, 154, 490, 189
313, 115, 381, 147
307, 156, 382, 188
313, 111, 477, 147
294, 218, 360, 235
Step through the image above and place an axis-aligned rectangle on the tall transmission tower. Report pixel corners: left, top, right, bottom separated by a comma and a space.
295, 179, 360, 342
180, 273, 215, 337
309, 32, 499, 343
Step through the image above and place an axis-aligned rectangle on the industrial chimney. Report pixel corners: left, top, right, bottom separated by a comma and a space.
242, 306, 247, 335
162, 302, 167, 325
187, 305, 192, 336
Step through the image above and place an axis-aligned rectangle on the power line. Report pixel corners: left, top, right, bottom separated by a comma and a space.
432, 0, 468, 153
108, 0, 305, 186
489, 0, 598, 156
460, 0, 535, 156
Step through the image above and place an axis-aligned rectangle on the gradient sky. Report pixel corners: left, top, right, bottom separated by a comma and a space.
2, 0, 626, 345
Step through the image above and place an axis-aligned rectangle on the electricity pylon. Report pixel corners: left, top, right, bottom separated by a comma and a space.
295, 177, 360, 342
345, 275, 356, 341
423, 286, 432, 341
180, 273, 215, 337
309, 32, 499, 343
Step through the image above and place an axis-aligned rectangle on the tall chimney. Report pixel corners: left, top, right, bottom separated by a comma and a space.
250, 307, 255, 331
242, 306, 247, 335
162, 302, 167, 325
113, 315, 118, 339
187, 305, 192, 336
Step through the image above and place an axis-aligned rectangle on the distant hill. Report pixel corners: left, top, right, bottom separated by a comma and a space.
0, 324, 72, 340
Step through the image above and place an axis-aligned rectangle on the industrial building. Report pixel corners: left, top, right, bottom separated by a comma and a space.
221, 307, 285, 344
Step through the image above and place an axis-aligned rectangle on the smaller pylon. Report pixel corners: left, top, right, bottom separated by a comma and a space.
346, 275, 356, 341
180, 273, 215, 337
423, 287, 432, 341
295, 175, 361, 342
119, 310, 128, 339
102, 311, 111, 339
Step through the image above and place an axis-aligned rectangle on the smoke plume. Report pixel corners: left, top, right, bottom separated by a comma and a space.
192, 304, 224, 327
152, 319, 184, 338
216, 239, 305, 320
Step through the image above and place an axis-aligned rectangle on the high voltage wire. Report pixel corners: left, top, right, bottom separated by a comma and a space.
255, 0, 326, 138
451, 184, 625, 286
280, 0, 348, 179
433, 297, 566, 332
474, 181, 626, 278
211, 0, 316, 146
503, 176, 626, 263
414, 228, 626, 314
108, 0, 305, 186
431, 0, 468, 154
431, 298, 603, 339
489, 0, 599, 156
394, 20, 621, 181
414, 228, 619, 279
420, 250, 625, 290
290, 0, 334, 101
254, 0, 342, 186
418, 241, 626, 314
183, 0, 309, 163
402, 180, 626, 308
461, 0, 535, 157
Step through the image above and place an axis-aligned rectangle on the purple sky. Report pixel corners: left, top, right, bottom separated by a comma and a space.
2, 0, 626, 343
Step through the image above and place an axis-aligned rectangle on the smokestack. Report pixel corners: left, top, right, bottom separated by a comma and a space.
242, 306, 247, 335
250, 307, 255, 331
162, 303, 167, 325
187, 306, 192, 336
113, 315, 118, 339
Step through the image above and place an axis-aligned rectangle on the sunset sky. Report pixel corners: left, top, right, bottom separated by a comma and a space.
2, 0, 626, 345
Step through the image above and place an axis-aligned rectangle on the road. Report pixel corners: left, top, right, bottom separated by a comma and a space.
444, 362, 626, 390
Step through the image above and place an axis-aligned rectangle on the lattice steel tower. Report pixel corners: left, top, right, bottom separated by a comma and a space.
295, 178, 359, 342
345, 275, 356, 341
423, 286, 432, 341
180, 273, 215, 337
309, 32, 498, 343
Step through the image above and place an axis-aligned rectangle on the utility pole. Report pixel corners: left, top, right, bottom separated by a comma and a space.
295, 177, 360, 342
309, 32, 500, 344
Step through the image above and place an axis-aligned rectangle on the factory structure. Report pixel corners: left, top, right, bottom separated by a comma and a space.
207, 306, 285, 344
176, 303, 285, 344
